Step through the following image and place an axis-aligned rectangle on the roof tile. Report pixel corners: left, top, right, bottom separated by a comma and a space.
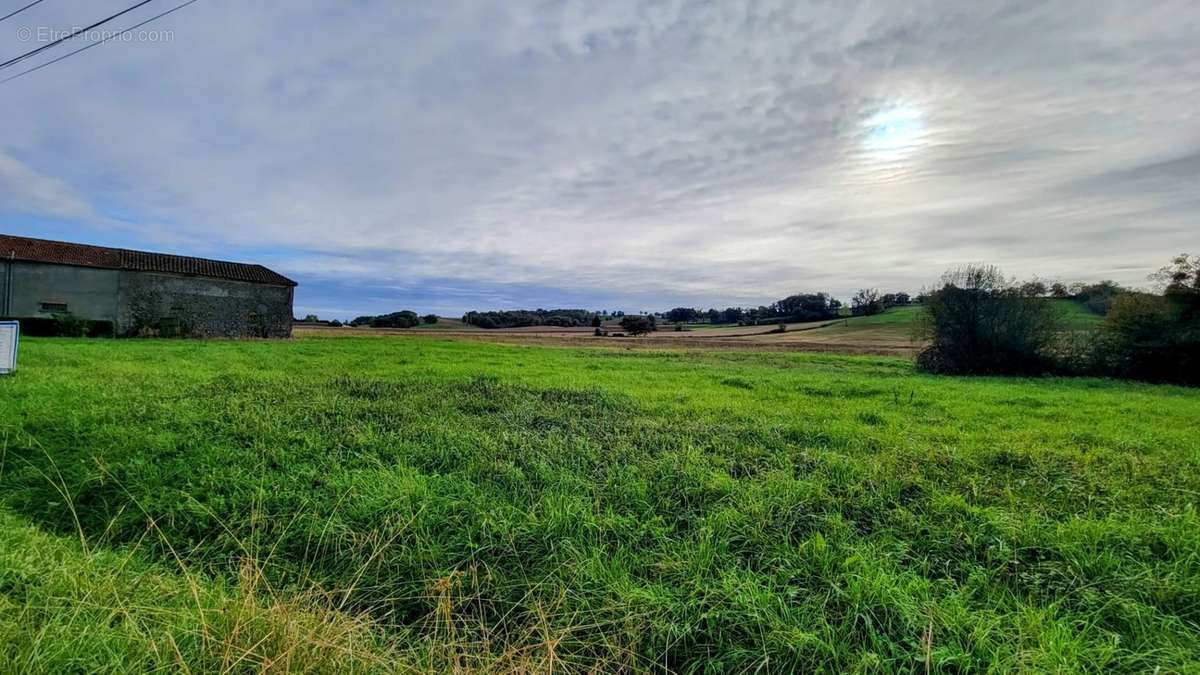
0, 234, 296, 287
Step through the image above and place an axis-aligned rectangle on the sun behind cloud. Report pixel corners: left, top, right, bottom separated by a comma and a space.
862, 105, 926, 153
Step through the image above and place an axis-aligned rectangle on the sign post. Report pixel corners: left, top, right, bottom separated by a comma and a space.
0, 321, 18, 375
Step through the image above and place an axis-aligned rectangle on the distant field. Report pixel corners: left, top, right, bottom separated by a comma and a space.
1054, 298, 1106, 329
300, 307, 922, 354
316, 299, 1099, 357
410, 317, 478, 330
309, 302, 1099, 357
2, 336, 1198, 672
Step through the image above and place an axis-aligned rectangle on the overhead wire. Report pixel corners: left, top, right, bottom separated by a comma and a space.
1, 0, 200, 85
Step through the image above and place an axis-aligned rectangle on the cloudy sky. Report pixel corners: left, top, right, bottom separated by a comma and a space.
2, 1, 1197, 318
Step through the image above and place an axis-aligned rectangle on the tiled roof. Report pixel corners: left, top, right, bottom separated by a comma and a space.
0, 234, 297, 287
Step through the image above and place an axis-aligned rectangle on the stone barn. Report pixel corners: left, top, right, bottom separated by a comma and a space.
0, 234, 296, 338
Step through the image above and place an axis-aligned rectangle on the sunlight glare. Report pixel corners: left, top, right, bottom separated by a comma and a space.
862, 105, 925, 152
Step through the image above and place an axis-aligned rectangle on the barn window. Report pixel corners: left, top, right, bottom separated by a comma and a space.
40, 302, 68, 313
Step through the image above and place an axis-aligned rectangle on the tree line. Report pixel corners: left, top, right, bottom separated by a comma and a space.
456, 289, 917, 333
664, 290, 913, 325
917, 254, 1199, 385
662, 293, 845, 325
461, 309, 594, 329
349, 311, 438, 328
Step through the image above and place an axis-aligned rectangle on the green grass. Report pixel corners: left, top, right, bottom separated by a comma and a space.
811, 302, 1101, 343
1, 336, 1198, 672
1053, 299, 1106, 330
844, 305, 925, 326
799, 306, 923, 346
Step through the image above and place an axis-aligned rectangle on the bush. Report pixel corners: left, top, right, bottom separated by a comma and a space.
8, 316, 112, 338
53, 313, 89, 337
916, 266, 1064, 375
1096, 289, 1199, 385
619, 315, 654, 336
665, 307, 700, 323
851, 288, 885, 316
1073, 281, 1126, 315
422, 315, 438, 325
86, 321, 115, 338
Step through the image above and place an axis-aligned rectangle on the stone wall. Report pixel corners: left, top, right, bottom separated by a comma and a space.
116, 271, 293, 338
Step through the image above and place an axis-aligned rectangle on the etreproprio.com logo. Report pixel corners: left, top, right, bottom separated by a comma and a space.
16, 25, 174, 43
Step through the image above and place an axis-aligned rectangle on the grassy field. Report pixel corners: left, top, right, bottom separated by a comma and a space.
1, 336, 1198, 672
1053, 299, 1106, 330
304, 302, 1102, 360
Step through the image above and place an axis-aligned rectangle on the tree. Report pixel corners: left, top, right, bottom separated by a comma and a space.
916, 265, 1064, 375
422, 314, 439, 324
665, 307, 700, 323
1151, 253, 1200, 291
1096, 254, 1200, 384
303, 314, 320, 322
329, 319, 343, 327
1020, 280, 1048, 297
1073, 281, 1126, 315
619, 315, 654, 336
774, 293, 840, 322
351, 311, 421, 328
1049, 282, 1070, 298
591, 315, 602, 328
462, 309, 592, 329
881, 292, 911, 307
375, 311, 421, 328
720, 307, 745, 324
851, 288, 885, 316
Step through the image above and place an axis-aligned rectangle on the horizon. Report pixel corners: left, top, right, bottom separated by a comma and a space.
4, 1, 1197, 317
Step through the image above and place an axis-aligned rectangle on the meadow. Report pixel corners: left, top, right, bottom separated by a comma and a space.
1, 335, 1198, 673
302, 301, 1099, 359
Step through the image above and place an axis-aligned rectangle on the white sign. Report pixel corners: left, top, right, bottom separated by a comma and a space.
0, 321, 18, 375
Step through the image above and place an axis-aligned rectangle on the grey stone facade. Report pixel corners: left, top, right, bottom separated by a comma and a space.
1, 238, 295, 339
117, 271, 294, 338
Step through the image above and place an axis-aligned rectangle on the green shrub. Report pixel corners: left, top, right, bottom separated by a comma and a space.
1097, 290, 1199, 384
917, 266, 1064, 375
618, 315, 653, 336
1073, 280, 1127, 315
52, 313, 89, 337
0, 316, 112, 338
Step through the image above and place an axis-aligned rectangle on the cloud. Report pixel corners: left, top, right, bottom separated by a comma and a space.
3, 0, 1199, 314
0, 150, 96, 220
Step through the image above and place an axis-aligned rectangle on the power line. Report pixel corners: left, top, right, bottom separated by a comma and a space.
0, 0, 49, 24
0, 0, 157, 71
1, 0, 198, 84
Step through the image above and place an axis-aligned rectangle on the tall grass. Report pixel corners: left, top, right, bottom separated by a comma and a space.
2, 336, 1199, 672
